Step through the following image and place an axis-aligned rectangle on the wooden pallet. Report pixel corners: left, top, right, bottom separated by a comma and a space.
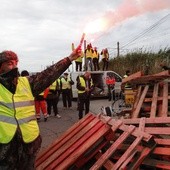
35, 71, 170, 170
36, 113, 112, 170
122, 70, 170, 118
36, 113, 156, 170
121, 116, 170, 169
90, 116, 156, 170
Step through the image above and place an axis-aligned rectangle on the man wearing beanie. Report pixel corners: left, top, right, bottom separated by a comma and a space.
0, 49, 81, 169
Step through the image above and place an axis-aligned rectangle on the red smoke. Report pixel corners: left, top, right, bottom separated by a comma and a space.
97, 0, 170, 33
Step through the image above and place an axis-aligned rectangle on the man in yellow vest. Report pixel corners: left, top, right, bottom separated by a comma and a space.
123, 70, 131, 89
0, 48, 81, 169
75, 51, 84, 71
46, 80, 61, 118
72, 42, 84, 71
60, 72, 74, 109
76, 71, 94, 119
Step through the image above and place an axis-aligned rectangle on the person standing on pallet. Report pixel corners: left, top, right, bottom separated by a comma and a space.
0, 48, 81, 169
92, 47, 100, 71
101, 48, 109, 71
85, 43, 93, 71
76, 71, 94, 119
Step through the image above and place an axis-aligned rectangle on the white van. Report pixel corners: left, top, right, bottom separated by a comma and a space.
70, 71, 122, 99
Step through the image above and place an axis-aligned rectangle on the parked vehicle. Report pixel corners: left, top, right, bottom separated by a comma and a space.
68, 71, 122, 99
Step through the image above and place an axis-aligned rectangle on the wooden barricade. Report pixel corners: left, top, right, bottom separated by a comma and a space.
121, 70, 170, 118
90, 116, 156, 170
36, 113, 156, 170
36, 113, 113, 170
36, 71, 170, 169
122, 116, 170, 169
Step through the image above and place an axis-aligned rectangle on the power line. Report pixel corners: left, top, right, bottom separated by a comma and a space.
121, 13, 170, 49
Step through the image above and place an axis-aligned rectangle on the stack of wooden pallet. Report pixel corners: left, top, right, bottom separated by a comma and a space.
122, 70, 170, 118
36, 70, 170, 170
120, 70, 170, 169
36, 113, 156, 170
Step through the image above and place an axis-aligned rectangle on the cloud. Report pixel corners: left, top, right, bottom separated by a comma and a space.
0, 0, 169, 72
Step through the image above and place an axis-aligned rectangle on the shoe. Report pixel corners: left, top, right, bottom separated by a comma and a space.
46, 114, 50, 118
56, 114, 61, 118
44, 117, 47, 122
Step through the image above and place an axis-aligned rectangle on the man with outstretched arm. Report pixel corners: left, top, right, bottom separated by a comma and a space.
0, 47, 81, 170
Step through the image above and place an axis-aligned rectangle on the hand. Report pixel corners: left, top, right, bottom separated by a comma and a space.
68, 45, 82, 61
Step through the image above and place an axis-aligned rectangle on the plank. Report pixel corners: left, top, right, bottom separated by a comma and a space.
132, 85, 149, 118
90, 125, 135, 170
150, 83, 159, 117
36, 113, 95, 166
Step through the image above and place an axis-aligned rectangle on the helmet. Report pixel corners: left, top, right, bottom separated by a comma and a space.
0, 51, 18, 64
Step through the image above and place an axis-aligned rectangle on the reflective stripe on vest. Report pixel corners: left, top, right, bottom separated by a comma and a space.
0, 115, 36, 125
0, 100, 35, 109
0, 77, 39, 143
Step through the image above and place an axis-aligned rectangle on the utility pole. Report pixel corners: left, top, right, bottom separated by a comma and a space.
117, 41, 120, 57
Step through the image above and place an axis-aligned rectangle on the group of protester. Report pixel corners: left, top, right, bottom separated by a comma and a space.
4, 44, 169, 170
20, 70, 77, 122
0, 48, 95, 170
74, 43, 110, 72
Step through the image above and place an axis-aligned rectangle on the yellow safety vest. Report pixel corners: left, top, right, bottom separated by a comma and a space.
123, 75, 131, 88
0, 77, 39, 144
102, 52, 109, 60
48, 81, 57, 93
86, 49, 93, 59
75, 52, 84, 62
93, 51, 99, 59
61, 77, 71, 89
56, 78, 61, 90
78, 77, 93, 94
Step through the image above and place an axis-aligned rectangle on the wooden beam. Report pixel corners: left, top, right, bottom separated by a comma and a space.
122, 71, 144, 85
132, 85, 149, 118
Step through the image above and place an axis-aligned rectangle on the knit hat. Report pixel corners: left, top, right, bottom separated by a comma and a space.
0, 51, 18, 64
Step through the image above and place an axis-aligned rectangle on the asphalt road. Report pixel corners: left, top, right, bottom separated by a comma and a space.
38, 98, 112, 153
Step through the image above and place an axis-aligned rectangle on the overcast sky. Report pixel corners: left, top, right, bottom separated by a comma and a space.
0, 0, 170, 72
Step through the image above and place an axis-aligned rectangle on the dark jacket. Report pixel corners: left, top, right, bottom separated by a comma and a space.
0, 57, 72, 95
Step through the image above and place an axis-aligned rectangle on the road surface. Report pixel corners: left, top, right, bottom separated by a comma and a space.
38, 98, 112, 152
